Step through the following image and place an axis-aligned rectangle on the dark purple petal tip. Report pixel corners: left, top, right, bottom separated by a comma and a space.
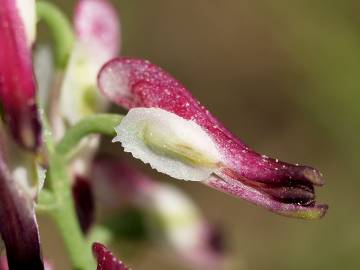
205, 176, 328, 220
97, 57, 327, 219
72, 176, 95, 233
92, 243, 130, 270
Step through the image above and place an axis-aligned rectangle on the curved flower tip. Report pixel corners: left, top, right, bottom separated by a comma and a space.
205, 176, 328, 220
98, 57, 328, 219
0, 0, 41, 151
74, 0, 121, 56
92, 243, 129, 270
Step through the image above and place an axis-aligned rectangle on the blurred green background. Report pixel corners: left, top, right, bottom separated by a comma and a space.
39, 1, 360, 269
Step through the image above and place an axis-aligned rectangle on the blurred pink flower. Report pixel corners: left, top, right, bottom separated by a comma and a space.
92, 157, 226, 269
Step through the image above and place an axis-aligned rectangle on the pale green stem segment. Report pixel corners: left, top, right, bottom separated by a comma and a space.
36, 1, 74, 69
86, 226, 113, 247
56, 114, 123, 156
39, 113, 94, 269
38, 113, 123, 270
37, 189, 57, 211
48, 152, 95, 270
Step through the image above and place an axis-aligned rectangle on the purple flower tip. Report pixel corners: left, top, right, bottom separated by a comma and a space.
92, 243, 130, 270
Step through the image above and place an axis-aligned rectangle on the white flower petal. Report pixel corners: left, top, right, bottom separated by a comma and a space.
60, 42, 109, 125
145, 183, 202, 250
113, 108, 221, 181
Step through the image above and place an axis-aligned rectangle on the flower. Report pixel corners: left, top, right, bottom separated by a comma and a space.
54, 0, 121, 233
93, 243, 129, 270
60, 0, 121, 126
0, 1, 44, 269
0, 0, 41, 151
98, 57, 328, 220
92, 156, 226, 269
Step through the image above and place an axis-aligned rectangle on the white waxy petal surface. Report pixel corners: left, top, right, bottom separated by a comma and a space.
113, 108, 221, 181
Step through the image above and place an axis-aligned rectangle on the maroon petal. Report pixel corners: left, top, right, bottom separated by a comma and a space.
92, 243, 129, 270
72, 176, 95, 233
0, 0, 41, 151
98, 57, 328, 218
0, 141, 43, 269
205, 176, 328, 219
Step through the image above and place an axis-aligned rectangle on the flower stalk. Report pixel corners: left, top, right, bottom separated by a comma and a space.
36, 1, 74, 69
56, 114, 123, 157
38, 114, 93, 269
47, 152, 94, 270
38, 113, 123, 270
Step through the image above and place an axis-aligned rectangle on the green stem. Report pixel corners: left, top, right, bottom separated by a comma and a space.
36, 1, 74, 69
39, 113, 94, 269
56, 114, 123, 156
48, 153, 94, 270
37, 189, 57, 211
39, 113, 123, 269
